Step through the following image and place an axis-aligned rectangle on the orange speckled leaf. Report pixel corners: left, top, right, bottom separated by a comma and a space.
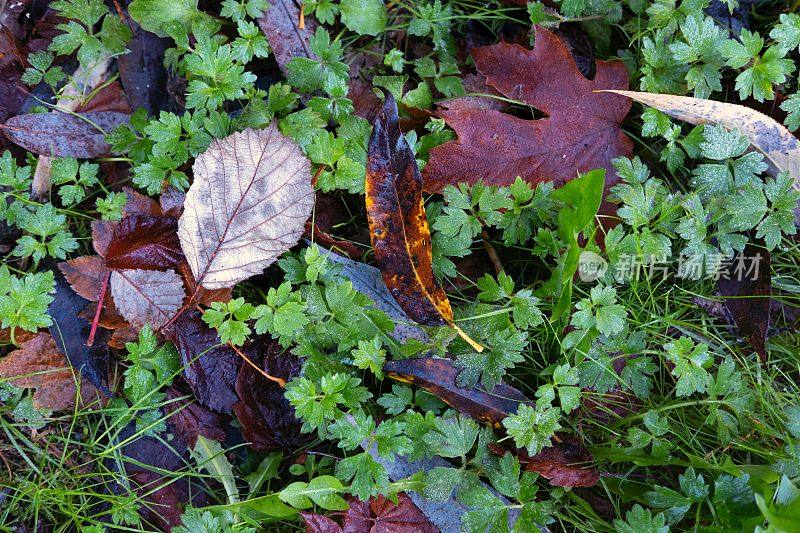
366, 95, 453, 328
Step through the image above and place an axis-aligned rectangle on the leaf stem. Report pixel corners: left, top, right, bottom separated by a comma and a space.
87, 270, 110, 347
453, 324, 484, 352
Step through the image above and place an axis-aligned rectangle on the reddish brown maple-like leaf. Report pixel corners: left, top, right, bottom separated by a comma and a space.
300, 493, 437, 533
384, 357, 529, 428
0, 333, 100, 412
423, 25, 632, 194
366, 95, 481, 351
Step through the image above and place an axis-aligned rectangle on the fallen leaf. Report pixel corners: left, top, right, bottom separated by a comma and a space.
3, 111, 130, 158
360, 442, 520, 532
166, 311, 242, 413
118, 20, 170, 114
491, 434, 600, 487
384, 357, 530, 428
48, 269, 111, 394
718, 243, 771, 361
58, 256, 110, 303
604, 90, 800, 188
75, 81, 132, 114
160, 186, 186, 216
0, 332, 100, 412
300, 493, 437, 533
92, 220, 114, 257
178, 125, 313, 290
164, 386, 227, 449
105, 214, 184, 270
423, 25, 632, 194
122, 186, 163, 217
110, 269, 186, 328
232, 342, 313, 453
366, 95, 480, 350
319, 247, 429, 344
257, 0, 318, 75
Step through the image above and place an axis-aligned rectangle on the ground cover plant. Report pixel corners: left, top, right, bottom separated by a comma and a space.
1, 0, 800, 531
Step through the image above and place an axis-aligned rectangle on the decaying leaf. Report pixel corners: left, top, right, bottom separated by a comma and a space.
58, 256, 110, 303
384, 357, 530, 428
718, 244, 772, 361
366, 95, 481, 350
167, 311, 243, 413
164, 386, 227, 449
48, 269, 110, 393
232, 343, 312, 453
423, 25, 632, 194
118, 21, 170, 114
3, 111, 130, 158
0, 332, 100, 412
110, 269, 186, 328
105, 214, 184, 271
604, 90, 800, 187
178, 125, 314, 290
319, 247, 429, 344
257, 0, 318, 75
491, 434, 600, 487
301, 493, 438, 533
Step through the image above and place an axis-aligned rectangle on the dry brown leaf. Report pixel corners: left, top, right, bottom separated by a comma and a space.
110, 269, 186, 328
0, 332, 100, 412
604, 90, 800, 187
178, 125, 313, 290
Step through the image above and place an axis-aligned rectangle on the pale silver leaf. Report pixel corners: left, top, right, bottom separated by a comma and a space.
110, 269, 186, 328
178, 125, 314, 289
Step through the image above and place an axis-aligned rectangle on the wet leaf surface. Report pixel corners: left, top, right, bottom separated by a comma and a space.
47, 268, 111, 394
257, 0, 318, 75
424, 25, 632, 194
232, 342, 312, 453
366, 95, 454, 328
718, 244, 772, 361
166, 310, 242, 414
105, 214, 184, 270
384, 357, 530, 428
118, 21, 170, 114
3, 111, 130, 157
164, 385, 227, 449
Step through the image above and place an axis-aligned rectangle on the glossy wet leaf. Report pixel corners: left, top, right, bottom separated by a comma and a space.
105, 214, 184, 271
366, 95, 460, 334
384, 356, 530, 428
257, 0, 318, 76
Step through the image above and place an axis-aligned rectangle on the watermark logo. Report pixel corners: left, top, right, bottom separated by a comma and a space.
578, 250, 608, 282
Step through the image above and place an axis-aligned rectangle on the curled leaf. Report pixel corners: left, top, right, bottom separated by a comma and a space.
366, 95, 481, 350
178, 125, 314, 290
604, 90, 800, 187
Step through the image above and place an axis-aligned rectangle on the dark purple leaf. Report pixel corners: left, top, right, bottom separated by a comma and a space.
3, 111, 130, 157
47, 267, 111, 394
257, 0, 318, 75
384, 357, 530, 428
166, 311, 242, 414
718, 243, 771, 361
104, 215, 184, 271
164, 385, 227, 449
232, 342, 313, 453
118, 22, 170, 114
